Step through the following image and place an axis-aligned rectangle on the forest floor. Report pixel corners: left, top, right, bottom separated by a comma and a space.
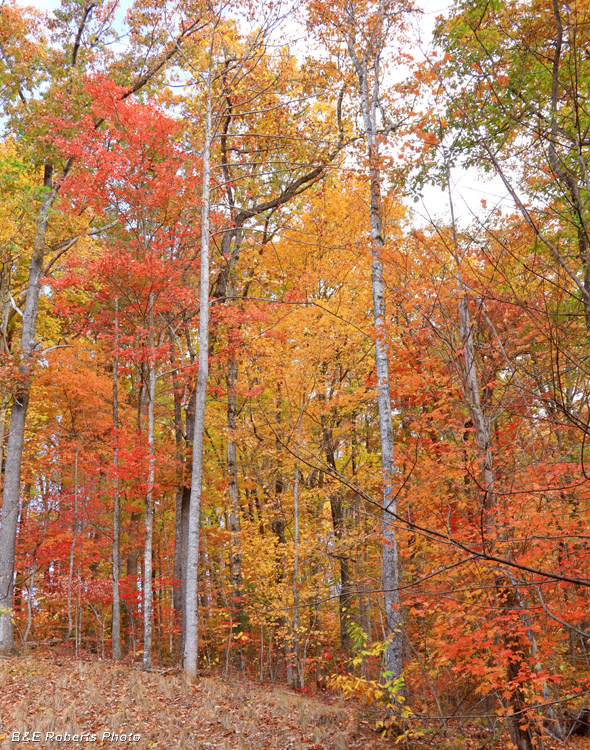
0, 655, 588, 750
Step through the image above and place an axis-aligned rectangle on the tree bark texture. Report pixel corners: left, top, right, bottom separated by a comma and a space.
0, 167, 58, 654
346, 18, 404, 680
143, 300, 156, 669
183, 79, 212, 679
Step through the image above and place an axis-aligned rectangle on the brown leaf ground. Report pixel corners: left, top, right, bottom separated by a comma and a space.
0, 656, 588, 750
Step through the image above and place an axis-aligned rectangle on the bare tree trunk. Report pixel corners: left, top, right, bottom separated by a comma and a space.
170, 329, 185, 642
0, 165, 62, 654
170, 324, 195, 655
124, 512, 142, 657
23, 509, 49, 651
369, 146, 404, 684
227, 352, 243, 640
112, 298, 122, 661
292, 462, 301, 687
143, 298, 156, 670
345, 25, 403, 680
0, 388, 7, 489
67, 446, 79, 641
183, 70, 212, 679
448, 172, 538, 750
321, 412, 353, 653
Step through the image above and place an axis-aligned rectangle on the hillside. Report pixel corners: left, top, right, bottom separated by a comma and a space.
1, 657, 588, 750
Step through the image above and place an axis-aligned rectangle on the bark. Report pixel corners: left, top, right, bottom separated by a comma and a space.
345, 23, 403, 680
170, 331, 185, 630
123, 510, 142, 655
67, 446, 79, 640
321, 413, 353, 652
175, 485, 191, 650
112, 298, 122, 661
450, 180, 539, 750
143, 298, 156, 670
291, 462, 302, 687
0, 389, 6, 489
369, 151, 403, 684
0, 166, 59, 654
170, 323, 195, 653
183, 73, 212, 679
226, 352, 243, 631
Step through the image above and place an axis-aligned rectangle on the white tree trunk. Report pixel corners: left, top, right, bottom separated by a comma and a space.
183, 77, 212, 679
143, 297, 156, 669
346, 28, 403, 681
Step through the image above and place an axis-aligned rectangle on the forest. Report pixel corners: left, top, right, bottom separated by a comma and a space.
0, 0, 589, 748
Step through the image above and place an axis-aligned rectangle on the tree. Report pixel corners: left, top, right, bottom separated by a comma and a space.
305, 0, 411, 686
0, 0, 201, 655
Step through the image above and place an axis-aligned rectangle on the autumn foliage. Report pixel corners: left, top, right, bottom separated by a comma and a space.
1, 0, 590, 748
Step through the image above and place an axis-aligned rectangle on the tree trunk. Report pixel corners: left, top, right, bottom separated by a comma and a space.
0, 165, 59, 654
291, 463, 301, 687
227, 353, 243, 639
170, 331, 185, 640
369, 159, 403, 682
345, 18, 403, 683
124, 511, 142, 656
143, 299, 156, 670
170, 323, 195, 655
67, 446, 79, 641
0, 388, 7, 490
452, 198, 538, 749
322, 414, 353, 653
112, 298, 122, 661
183, 73, 212, 679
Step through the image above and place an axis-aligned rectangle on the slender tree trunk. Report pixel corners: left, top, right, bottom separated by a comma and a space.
112, 298, 122, 661
67, 446, 79, 641
345, 19, 403, 682
292, 462, 301, 687
322, 413, 353, 653
0, 388, 7, 490
226, 352, 243, 637
170, 323, 195, 654
124, 512, 141, 657
0, 165, 61, 654
330, 494, 353, 652
449, 174, 539, 750
143, 298, 156, 670
183, 73, 212, 679
368, 160, 403, 682
23, 509, 49, 651
170, 328, 185, 640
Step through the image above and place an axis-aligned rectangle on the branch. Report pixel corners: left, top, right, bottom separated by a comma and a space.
123, 18, 206, 101
261, 411, 590, 589
71, 4, 96, 66
43, 220, 118, 276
